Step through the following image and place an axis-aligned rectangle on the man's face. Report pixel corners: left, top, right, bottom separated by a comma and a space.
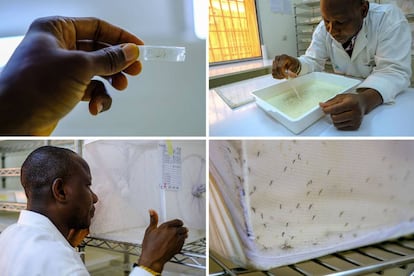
66, 157, 98, 230
321, 0, 368, 44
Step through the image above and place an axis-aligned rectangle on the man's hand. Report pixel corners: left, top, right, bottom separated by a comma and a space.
0, 16, 144, 135
272, 54, 301, 79
319, 88, 383, 130
138, 209, 188, 273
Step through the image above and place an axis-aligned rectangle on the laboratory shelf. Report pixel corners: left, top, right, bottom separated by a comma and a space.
296, 21, 320, 26
81, 236, 206, 270
209, 235, 414, 275
0, 168, 20, 177
0, 201, 25, 212
294, 2, 320, 56
0, 140, 77, 153
297, 30, 314, 35
295, 11, 320, 18
295, 1, 320, 8
171, 238, 206, 269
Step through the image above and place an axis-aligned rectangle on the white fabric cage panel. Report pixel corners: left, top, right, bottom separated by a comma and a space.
83, 140, 206, 243
209, 140, 414, 270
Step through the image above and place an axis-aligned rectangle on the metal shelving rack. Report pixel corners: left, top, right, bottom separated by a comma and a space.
293, 1, 321, 57
0, 168, 20, 177
80, 236, 206, 270
210, 236, 414, 275
0, 140, 206, 272
0, 201, 25, 212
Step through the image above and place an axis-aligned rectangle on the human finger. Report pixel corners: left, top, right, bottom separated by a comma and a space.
272, 56, 286, 79
123, 61, 142, 76
147, 209, 159, 230
76, 40, 110, 51
77, 40, 142, 76
337, 125, 361, 130
177, 227, 188, 235
272, 55, 297, 79
286, 69, 298, 78
319, 95, 343, 107
104, 73, 129, 91
162, 219, 184, 228
71, 17, 144, 46
178, 227, 189, 240
330, 110, 354, 124
333, 119, 361, 130
332, 119, 351, 129
319, 96, 350, 115
329, 111, 362, 130
86, 43, 139, 76
82, 80, 112, 115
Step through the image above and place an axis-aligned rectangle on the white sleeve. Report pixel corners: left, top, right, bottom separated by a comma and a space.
129, 266, 153, 276
298, 21, 330, 75
357, 9, 411, 103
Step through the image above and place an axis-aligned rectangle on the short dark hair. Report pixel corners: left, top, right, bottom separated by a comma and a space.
357, 0, 367, 6
21, 146, 79, 199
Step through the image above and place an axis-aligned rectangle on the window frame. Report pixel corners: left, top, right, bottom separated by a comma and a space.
209, 0, 264, 66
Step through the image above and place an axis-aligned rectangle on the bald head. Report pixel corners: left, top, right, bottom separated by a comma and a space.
21, 146, 81, 199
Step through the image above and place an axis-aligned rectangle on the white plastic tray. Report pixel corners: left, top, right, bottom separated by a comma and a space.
252, 72, 361, 134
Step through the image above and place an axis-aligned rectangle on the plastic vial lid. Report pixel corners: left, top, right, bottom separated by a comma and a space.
137, 45, 186, 62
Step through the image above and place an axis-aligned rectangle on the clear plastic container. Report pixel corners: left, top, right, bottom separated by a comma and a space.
137, 45, 186, 62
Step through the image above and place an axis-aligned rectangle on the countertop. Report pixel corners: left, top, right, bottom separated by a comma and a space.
209, 74, 414, 137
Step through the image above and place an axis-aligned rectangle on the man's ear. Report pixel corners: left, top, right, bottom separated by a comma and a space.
361, 1, 369, 18
51, 178, 67, 202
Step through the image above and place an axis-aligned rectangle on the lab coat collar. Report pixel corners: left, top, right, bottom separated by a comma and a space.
18, 210, 72, 248
351, 20, 369, 62
330, 20, 368, 62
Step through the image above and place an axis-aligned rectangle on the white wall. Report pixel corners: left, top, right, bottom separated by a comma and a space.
256, 0, 298, 59
0, 0, 206, 136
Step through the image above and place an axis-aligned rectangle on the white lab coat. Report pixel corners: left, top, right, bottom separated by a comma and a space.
0, 210, 151, 276
298, 3, 411, 103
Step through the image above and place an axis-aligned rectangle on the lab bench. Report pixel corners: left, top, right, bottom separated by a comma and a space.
209, 74, 414, 137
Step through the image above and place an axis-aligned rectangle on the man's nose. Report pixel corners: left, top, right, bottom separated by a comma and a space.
92, 190, 99, 203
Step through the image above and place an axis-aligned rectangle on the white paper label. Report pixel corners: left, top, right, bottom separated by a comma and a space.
160, 143, 182, 190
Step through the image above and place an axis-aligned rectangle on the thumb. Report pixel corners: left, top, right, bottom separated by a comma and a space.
147, 209, 159, 230
81, 80, 112, 115
89, 43, 138, 76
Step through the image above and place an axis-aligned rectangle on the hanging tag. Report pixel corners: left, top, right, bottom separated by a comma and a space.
159, 143, 182, 191
166, 140, 174, 156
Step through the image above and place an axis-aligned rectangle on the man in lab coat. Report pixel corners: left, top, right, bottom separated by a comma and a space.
0, 146, 188, 276
272, 0, 411, 130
